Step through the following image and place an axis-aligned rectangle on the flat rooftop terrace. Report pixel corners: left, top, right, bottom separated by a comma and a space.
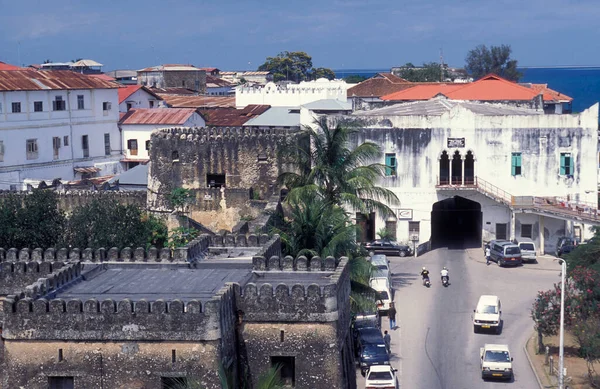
57, 263, 252, 301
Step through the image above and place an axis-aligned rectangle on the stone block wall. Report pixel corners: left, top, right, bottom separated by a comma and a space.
0, 261, 64, 296
147, 126, 300, 214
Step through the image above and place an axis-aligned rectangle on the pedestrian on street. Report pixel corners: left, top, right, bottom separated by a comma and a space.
485, 246, 491, 265
383, 330, 391, 354
388, 303, 397, 330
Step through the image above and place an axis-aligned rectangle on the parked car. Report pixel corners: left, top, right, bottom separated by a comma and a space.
517, 240, 537, 263
364, 240, 413, 257
352, 312, 381, 348
489, 241, 522, 267
356, 327, 390, 375
558, 244, 576, 257
555, 237, 576, 257
473, 295, 502, 334
370, 278, 393, 313
364, 365, 398, 388
480, 343, 513, 380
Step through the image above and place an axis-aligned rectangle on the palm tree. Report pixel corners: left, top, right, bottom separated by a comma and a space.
279, 118, 399, 217
271, 191, 358, 258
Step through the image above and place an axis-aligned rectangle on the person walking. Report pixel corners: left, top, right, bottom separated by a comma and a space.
388, 303, 397, 330
383, 330, 392, 354
485, 246, 491, 265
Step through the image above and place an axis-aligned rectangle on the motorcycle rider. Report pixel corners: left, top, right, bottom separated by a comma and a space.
440, 267, 449, 283
420, 267, 430, 284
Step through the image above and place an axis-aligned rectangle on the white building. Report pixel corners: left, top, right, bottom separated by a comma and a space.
118, 85, 164, 113
119, 108, 205, 168
332, 98, 599, 254
0, 69, 122, 190
236, 79, 348, 108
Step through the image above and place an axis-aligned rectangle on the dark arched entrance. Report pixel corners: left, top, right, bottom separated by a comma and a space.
431, 196, 482, 249
439, 151, 449, 185
451, 151, 462, 185
464, 151, 475, 185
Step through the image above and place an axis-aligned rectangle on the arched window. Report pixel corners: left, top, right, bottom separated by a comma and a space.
464, 151, 475, 185
439, 151, 450, 185
451, 151, 462, 185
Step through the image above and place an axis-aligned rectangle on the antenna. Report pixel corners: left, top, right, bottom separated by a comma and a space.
439, 48, 444, 82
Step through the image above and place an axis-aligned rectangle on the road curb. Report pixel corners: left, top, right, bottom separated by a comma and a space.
466, 250, 561, 272
524, 334, 545, 389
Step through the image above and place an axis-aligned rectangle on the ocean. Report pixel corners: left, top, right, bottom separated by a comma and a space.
334, 67, 600, 113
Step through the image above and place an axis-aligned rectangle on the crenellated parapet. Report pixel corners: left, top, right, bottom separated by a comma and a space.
236, 257, 350, 323
251, 253, 338, 272
209, 233, 271, 248
1, 283, 236, 342
21, 262, 82, 300
0, 244, 208, 263
0, 260, 65, 296
152, 126, 298, 144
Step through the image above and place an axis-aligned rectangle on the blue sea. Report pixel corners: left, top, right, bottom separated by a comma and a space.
334, 67, 600, 114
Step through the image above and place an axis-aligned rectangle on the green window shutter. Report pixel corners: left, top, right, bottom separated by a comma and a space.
385, 154, 396, 176
560, 153, 566, 175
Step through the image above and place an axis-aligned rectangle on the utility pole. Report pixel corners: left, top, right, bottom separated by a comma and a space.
558, 258, 567, 389
439, 48, 444, 82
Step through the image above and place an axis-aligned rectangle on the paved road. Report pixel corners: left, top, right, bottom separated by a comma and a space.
358, 247, 561, 389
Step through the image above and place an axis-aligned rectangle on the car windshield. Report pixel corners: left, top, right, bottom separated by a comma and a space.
484, 350, 511, 362
367, 371, 393, 380
364, 345, 388, 356
378, 291, 389, 300
505, 247, 520, 255
355, 320, 378, 329
376, 265, 389, 270
479, 305, 498, 314
520, 243, 535, 250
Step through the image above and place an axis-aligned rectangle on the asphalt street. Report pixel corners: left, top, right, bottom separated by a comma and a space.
358, 247, 561, 389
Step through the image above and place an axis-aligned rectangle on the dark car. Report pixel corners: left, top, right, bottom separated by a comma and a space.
352, 313, 381, 349
364, 239, 413, 257
558, 244, 576, 257
356, 328, 390, 375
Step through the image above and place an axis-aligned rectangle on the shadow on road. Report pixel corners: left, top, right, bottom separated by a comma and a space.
390, 272, 418, 290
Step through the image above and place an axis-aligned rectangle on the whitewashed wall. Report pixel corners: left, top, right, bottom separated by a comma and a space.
0, 88, 121, 189
236, 80, 348, 108
119, 89, 163, 113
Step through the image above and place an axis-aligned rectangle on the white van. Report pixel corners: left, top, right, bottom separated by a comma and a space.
370, 254, 392, 285
517, 240, 537, 263
473, 295, 502, 334
369, 277, 392, 313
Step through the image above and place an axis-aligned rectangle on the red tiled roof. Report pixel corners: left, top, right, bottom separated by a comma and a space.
0, 61, 22, 71
119, 108, 198, 125
200, 67, 219, 72
347, 73, 413, 97
382, 74, 541, 102
119, 85, 163, 104
198, 105, 270, 127
159, 94, 236, 108
524, 83, 573, 103
118, 85, 143, 103
0, 69, 118, 91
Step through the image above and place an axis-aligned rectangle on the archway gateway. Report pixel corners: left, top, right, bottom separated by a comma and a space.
431, 196, 482, 249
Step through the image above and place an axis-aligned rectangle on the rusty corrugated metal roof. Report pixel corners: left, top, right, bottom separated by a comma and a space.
119, 108, 198, 125
0, 61, 22, 71
158, 94, 236, 108
198, 105, 270, 127
0, 69, 118, 91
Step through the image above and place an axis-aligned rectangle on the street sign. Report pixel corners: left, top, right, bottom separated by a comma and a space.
447, 138, 465, 148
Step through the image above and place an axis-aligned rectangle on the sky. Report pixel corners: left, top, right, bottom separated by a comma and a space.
1, 0, 599, 72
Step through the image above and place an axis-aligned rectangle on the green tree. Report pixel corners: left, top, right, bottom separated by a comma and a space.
168, 227, 199, 249
465, 44, 522, 81
311, 67, 336, 80
393, 62, 448, 82
377, 227, 395, 241
343, 75, 367, 83
279, 119, 399, 217
63, 198, 166, 249
0, 190, 65, 249
258, 51, 335, 82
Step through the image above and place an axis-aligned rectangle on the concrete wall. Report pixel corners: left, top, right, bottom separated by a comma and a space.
0, 88, 122, 189
236, 80, 348, 108
119, 88, 164, 113
338, 103, 599, 247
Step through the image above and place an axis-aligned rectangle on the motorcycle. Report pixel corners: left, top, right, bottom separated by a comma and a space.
422, 276, 431, 287
442, 276, 449, 287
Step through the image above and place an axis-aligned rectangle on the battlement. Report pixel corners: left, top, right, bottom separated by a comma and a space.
1, 282, 236, 342
19, 262, 82, 300
251, 253, 339, 272
0, 241, 211, 263
236, 257, 350, 322
0, 261, 65, 296
152, 126, 298, 143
